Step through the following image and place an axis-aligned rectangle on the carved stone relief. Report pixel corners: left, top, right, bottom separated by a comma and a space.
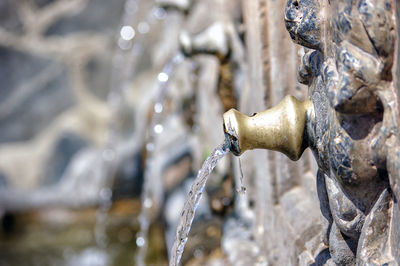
285, 0, 398, 264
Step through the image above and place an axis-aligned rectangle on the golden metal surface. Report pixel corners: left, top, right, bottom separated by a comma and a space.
223, 95, 313, 160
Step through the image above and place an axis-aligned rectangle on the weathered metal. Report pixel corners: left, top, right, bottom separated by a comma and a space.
223, 96, 312, 160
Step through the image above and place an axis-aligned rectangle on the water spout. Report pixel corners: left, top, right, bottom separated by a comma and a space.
223, 95, 314, 160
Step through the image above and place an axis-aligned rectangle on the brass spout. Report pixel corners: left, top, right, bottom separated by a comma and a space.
223, 95, 313, 160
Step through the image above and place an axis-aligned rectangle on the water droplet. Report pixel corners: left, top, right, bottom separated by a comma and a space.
146, 143, 155, 152
157, 72, 169, 82
138, 22, 150, 34
124, 0, 138, 14
154, 124, 163, 134
143, 198, 153, 208
136, 237, 145, 247
173, 52, 184, 64
154, 102, 163, 113
237, 186, 247, 195
257, 225, 265, 235
120, 25, 135, 41
193, 248, 204, 258
153, 7, 166, 20
99, 188, 112, 201
118, 38, 132, 50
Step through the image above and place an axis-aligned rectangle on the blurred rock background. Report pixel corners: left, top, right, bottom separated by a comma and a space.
0, 0, 231, 265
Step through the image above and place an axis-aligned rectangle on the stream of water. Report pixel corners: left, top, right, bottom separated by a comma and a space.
136, 52, 185, 266
93, 0, 145, 253
169, 141, 229, 266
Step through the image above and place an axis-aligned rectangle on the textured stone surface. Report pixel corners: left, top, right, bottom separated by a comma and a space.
282, 0, 398, 264
236, 0, 400, 264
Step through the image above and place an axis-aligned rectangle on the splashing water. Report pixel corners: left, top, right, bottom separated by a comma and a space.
169, 141, 229, 266
136, 52, 185, 266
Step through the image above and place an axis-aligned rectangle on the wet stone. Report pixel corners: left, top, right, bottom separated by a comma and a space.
43, 132, 88, 185
0, 47, 51, 105
0, 64, 75, 143
45, 0, 125, 36
0, 0, 24, 33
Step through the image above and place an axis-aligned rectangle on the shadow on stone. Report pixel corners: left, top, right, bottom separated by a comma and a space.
310, 248, 331, 266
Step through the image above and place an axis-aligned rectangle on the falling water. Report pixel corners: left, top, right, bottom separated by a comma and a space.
136, 52, 185, 266
237, 157, 246, 195
92, 0, 144, 253
93, 0, 172, 255
169, 141, 229, 266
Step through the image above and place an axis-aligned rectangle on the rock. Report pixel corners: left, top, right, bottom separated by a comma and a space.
43, 132, 88, 185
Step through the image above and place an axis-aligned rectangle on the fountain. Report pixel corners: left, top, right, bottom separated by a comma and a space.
1, 0, 399, 265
